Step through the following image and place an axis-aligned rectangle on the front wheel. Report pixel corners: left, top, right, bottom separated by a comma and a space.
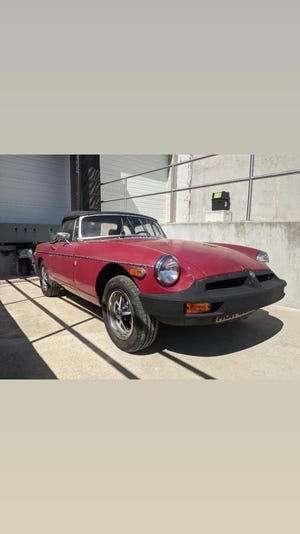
102, 275, 158, 353
39, 261, 61, 297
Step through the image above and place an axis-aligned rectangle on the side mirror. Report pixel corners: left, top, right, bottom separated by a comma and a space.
56, 232, 71, 243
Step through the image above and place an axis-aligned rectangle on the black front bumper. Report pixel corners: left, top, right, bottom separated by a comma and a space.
140, 269, 287, 326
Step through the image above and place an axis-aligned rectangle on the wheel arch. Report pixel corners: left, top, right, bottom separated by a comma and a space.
96, 263, 134, 303
37, 256, 44, 270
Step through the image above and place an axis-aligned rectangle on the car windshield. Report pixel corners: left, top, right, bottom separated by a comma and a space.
80, 214, 166, 240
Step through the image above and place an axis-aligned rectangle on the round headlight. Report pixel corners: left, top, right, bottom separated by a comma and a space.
256, 250, 269, 263
154, 255, 180, 286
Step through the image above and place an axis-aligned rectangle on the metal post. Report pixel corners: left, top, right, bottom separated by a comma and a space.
98, 155, 101, 211
75, 155, 81, 210
124, 176, 127, 211
246, 154, 255, 221
170, 155, 177, 223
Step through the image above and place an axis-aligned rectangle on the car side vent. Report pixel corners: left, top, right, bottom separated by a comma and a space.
206, 277, 247, 290
256, 273, 275, 283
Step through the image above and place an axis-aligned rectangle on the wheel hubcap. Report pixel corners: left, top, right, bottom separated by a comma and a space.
107, 290, 133, 339
41, 266, 48, 292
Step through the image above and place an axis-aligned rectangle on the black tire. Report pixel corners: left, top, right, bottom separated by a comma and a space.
102, 275, 158, 353
39, 261, 61, 297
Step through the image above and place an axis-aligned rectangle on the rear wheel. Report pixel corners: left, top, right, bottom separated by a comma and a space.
39, 261, 61, 297
102, 275, 158, 353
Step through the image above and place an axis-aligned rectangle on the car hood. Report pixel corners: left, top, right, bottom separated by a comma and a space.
138, 238, 265, 276
87, 237, 265, 278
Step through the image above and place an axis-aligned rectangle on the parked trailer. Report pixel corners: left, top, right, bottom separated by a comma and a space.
0, 155, 71, 276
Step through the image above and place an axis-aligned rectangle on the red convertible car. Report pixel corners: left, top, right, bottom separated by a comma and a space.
34, 211, 286, 353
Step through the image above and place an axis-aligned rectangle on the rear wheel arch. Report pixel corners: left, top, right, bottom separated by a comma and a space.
39, 260, 61, 297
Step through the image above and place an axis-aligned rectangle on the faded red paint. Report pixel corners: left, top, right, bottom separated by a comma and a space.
35, 236, 268, 305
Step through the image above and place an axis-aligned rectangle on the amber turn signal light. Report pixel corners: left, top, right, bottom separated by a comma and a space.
185, 302, 211, 314
129, 267, 146, 278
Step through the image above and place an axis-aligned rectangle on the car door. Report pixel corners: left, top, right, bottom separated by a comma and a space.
50, 218, 77, 288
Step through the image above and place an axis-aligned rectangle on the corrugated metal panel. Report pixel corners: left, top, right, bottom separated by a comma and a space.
0, 155, 70, 224
100, 155, 169, 222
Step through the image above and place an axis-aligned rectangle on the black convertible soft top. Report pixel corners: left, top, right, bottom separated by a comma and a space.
62, 211, 99, 223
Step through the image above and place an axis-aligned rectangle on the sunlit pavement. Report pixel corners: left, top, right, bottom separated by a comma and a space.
0, 277, 299, 380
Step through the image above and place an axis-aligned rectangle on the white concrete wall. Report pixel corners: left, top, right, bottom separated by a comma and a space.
173, 154, 300, 223
162, 221, 300, 309
172, 154, 192, 222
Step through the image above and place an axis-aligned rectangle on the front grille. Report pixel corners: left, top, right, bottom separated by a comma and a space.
205, 276, 247, 291
256, 273, 275, 283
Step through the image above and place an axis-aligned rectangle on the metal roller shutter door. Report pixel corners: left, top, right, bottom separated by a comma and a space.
100, 155, 169, 222
0, 155, 70, 225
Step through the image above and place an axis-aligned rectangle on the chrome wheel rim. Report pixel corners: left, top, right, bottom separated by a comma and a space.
40, 265, 49, 293
107, 290, 133, 339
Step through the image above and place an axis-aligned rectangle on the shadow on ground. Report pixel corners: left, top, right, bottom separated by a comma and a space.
6, 281, 138, 380
60, 290, 103, 319
0, 301, 57, 379
141, 309, 283, 357
60, 291, 283, 359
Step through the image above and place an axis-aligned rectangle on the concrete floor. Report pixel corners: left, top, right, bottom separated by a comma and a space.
0, 276, 299, 380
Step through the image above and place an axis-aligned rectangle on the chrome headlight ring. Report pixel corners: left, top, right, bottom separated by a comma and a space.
154, 255, 180, 286
256, 250, 269, 263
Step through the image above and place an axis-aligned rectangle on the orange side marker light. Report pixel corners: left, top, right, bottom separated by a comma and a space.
185, 302, 211, 314
129, 267, 146, 279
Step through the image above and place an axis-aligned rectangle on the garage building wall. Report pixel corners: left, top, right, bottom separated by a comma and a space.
100, 155, 169, 222
0, 155, 71, 225
174, 154, 300, 223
